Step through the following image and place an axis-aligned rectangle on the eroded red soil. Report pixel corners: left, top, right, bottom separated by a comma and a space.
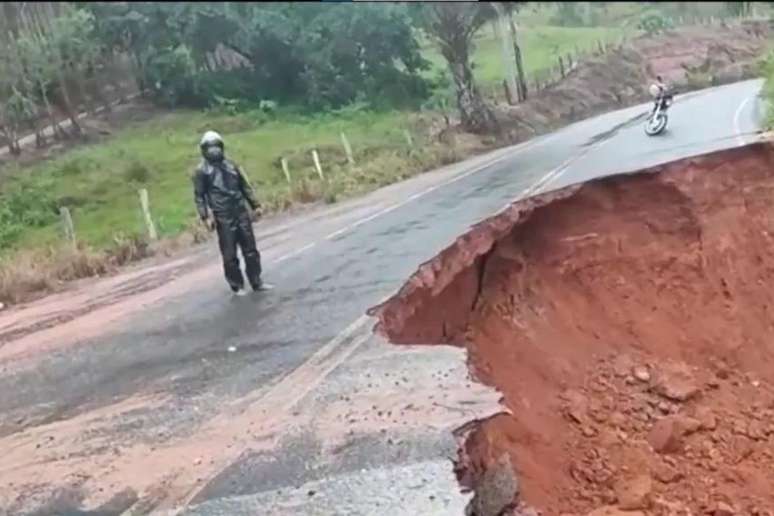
373, 141, 774, 515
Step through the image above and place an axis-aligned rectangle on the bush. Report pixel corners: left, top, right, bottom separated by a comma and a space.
637, 12, 673, 36
144, 45, 197, 108
124, 161, 151, 183
551, 3, 586, 27
761, 51, 774, 129
0, 182, 59, 248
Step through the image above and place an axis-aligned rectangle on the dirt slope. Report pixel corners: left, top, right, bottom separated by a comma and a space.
373, 141, 774, 515
496, 24, 769, 143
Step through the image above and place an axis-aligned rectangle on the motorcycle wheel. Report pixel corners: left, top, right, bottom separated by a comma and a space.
645, 112, 668, 136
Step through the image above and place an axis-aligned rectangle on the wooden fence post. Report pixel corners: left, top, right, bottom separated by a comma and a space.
138, 188, 158, 241
280, 157, 292, 184
59, 207, 76, 248
559, 55, 565, 78
340, 131, 355, 165
403, 129, 414, 149
502, 79, 513, 105
311, 149, 325, 180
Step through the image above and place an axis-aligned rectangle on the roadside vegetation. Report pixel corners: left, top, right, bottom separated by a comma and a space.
0, 1, 769, 304
761, 49, 774, 128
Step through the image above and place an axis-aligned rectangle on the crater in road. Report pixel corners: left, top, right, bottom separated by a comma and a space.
371, 140, 774, 515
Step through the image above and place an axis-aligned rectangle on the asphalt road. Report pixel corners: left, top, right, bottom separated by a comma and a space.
0, 79, 763, 516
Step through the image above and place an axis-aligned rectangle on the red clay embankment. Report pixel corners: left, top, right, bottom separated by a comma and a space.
372, 140, 774, 515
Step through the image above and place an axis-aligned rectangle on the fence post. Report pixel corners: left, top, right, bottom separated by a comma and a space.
280, 157, 292, 184
138, 188, 158, 241
340, 131, 355, 165
311, 149, 325, 180
403, 129, 414, 149
502, 79, 513, 105
59, 207, 76, 248
559, 56, 565, 78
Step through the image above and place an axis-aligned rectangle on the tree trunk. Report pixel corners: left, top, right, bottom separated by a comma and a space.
107, 52, 128, 103
28, 4, 67, 140
493, 8, 517, 105
41, 85, 66, 141
1, 121, 22, 156
58, 75, 82, 136
131, 52, 148, 97
448, 58, 498, 134
35, 127, 46, 148
86, 68, 111, 115
42, 2, 81, 135
509, 13, 528, 101
78, 71, 96, 117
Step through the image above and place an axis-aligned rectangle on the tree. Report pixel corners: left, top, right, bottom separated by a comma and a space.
725, 2, 753, 17
638, 11, 673, 36
15, 11, 68, 141
418, 3, 499, 133
47, 6, 102, 134
507, 9, 528, 102
551, 2, 585, 27
484, 3, 527, 102
79, 3, 430, 110
0, 2, 118, 155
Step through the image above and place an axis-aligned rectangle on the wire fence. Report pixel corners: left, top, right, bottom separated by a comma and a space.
482, 12, 770, 105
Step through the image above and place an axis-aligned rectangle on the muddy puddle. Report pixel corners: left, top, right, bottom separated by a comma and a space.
372, 141, 774, 515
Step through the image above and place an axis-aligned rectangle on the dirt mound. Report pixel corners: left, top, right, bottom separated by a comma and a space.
497, 25, 767, 142
637, 26, 766, 84
372, 141, 774, 515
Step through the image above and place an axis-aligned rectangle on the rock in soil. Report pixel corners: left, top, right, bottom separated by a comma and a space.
713, 501, 736, 516
467, 453, 519, 516
648, 418, 683, 454
613, 473, 652, 510
651, 362, 700, 402
652, 461, 683, 484
693, 406, 718, 431
632, 365, 651, 383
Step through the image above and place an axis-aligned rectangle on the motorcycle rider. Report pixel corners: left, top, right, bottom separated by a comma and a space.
193, 131, 272, 295
654, 75, 667, 95
649, 75, 672, 112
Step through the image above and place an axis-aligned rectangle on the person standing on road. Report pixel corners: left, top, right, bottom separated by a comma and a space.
193, 131, 272, 295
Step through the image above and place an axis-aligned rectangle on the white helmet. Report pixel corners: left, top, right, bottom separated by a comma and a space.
200, 130, 223, 148
200, 130, 225, 161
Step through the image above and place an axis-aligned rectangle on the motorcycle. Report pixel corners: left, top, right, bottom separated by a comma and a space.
644, 87, 673, 136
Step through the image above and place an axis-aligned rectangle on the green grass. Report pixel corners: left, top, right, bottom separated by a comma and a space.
761, 50, 774, 129
0, 108, 423, 253
474, 26, 627, 85
422, 25, 628, 89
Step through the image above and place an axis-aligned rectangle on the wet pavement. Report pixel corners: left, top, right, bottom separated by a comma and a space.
0, 79, 763, 516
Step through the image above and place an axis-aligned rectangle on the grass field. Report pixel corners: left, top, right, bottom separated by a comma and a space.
423, 25, 628, 88
0, 108, 429, 251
